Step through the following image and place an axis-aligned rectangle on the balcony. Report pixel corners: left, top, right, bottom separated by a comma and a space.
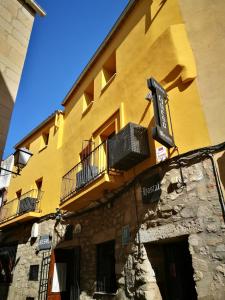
0, 189, 43, 227
60, 141, 110, 205
60, 123, 150, 211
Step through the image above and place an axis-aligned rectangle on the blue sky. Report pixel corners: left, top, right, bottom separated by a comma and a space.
4, 0, 129, 158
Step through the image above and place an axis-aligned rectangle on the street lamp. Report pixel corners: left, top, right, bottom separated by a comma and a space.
0, 148, 33, 176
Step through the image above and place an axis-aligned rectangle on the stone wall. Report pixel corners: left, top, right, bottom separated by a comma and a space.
54, 155, 225, 300
0, 218, 55, 300
1, 154, 225, 300
0, 0, 35, 159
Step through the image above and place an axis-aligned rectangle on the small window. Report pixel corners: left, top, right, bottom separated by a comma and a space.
28, 265, 39, 281
39, 131, 50, 151
83, 81, 94, 112
35, 178, 43, 199
64, 224, 74, 241
0, 188, 6, 207
96, 240, 117, 293
16, 189, 22, 200
43, 132, 49, 147
101, 52, 116, 90
26, 297, 35, 300
35, 178, 43, 191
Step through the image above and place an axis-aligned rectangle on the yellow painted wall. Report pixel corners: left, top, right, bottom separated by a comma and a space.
178, 0, 225, 145
6, 112, 64, 216
62, 0, 210, 178
6, 0, 212, 218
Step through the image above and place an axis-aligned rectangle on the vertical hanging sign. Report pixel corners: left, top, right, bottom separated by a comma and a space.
147, 77, 174, 148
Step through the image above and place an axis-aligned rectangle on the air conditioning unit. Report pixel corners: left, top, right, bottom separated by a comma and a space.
18, 197, 37, 214
76, 165, 99, 189
108, 123, 150, 170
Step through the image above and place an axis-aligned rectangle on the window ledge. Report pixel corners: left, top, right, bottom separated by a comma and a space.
101, 73, 116, 95
82, 101, 94, 117
39, 145, 48, 153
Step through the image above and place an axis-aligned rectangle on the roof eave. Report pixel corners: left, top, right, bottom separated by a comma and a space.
61, 0, 137, 107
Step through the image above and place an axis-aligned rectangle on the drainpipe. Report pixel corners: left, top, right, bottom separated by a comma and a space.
207, 153, 225, 223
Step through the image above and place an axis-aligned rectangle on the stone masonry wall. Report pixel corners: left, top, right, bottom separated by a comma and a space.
0, 0, 35, 159
0, 218, 55, 300
54, 156, 225, 300
1, 155, 224, 300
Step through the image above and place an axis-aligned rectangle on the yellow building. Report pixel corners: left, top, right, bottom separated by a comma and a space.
1, 1, 225, 300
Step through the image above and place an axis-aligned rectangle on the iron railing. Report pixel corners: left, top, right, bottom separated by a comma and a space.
0, 189, 43, 223
60, 141, 108, 203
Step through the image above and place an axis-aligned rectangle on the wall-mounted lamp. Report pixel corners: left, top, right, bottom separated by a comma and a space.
0, 148, 33, 176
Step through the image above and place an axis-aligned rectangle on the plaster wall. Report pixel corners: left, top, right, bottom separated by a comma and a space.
62, 0, 211, 189
5, 112, 64, 216
178, 0, 225, 145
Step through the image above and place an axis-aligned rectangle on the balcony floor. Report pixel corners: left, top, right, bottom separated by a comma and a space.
0, 211, 41, 229
60, 172, 124, 212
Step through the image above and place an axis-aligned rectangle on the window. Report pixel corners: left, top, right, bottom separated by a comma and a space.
28, 265, 39, 281
96, 240, 117, 294
82, 81, 94, 112
16, 189, 22, 200
0, 188, 6, 207
64, 224, 74, 241
101, 52, 116, 90
39, 131, 50, 151
0, 244, 17, 283
35, 178, 43, 199
42, 132, 49, 147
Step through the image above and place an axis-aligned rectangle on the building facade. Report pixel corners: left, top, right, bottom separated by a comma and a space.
0, 1, 225, 300
0, 0, 45, 160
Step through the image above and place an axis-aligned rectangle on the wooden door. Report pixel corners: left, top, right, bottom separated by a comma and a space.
47, 248, 80, 300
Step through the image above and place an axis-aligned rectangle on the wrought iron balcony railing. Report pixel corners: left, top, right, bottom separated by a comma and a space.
0, 189, 43, 223
60, 141, 108, 204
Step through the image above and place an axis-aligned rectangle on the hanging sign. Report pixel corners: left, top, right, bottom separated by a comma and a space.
147, 77, 174, 148
38, 235, 52, 250
141, 173, 161, 203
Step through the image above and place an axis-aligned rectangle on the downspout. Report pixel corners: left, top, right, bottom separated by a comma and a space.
207, 153, 225, 223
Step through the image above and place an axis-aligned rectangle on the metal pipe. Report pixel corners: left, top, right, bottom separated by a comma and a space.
207, 153, 225, 223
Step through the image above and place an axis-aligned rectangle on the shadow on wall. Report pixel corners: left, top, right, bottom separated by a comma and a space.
145, 0, 167, 33
0, 71, 15, 160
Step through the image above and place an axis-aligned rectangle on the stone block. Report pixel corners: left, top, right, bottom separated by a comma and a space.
8, 47, 25, 68
7, 35, 26, 55
1, 1, 20, 17
0, 35, 11, 56
17, 7, 34, 27
0, 15, 12, 33
6, 67, 20, 83
0, 5, 12, 23
12, 19, 29, 37
180, 207, 196, 218
12, 27, 29, 47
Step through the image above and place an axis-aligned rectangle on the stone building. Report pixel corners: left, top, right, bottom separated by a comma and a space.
0, 1, 225, 300
0, 0, 45, 160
